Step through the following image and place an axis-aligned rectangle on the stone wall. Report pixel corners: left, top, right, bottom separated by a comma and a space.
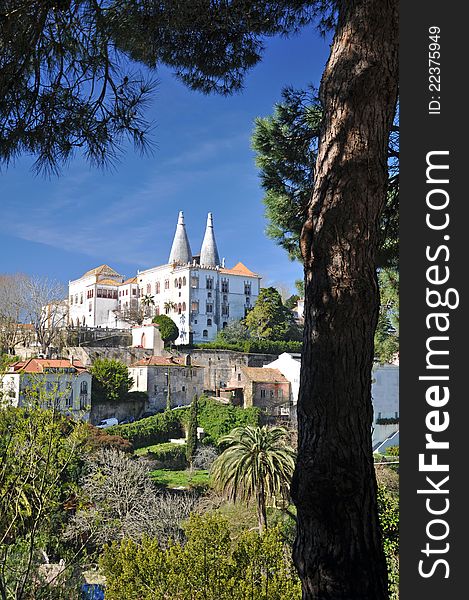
173, 348, 277, 391
63, 346, 156, 367
89, 397, 147, 426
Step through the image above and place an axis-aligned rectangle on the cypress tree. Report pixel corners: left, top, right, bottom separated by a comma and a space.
186, 394, 199, 469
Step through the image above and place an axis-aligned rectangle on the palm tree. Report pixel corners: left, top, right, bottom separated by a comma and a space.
140, 294, 155, 317
211, 425, 295, 531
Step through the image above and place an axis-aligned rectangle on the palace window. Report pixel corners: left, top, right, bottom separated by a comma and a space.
244, 282, 251, 295
203, 330, 208, 338
206, 277, 213, 290
206, 304, 213, 313
221, 279, 229, 293
191, 301, 199, 313
221, 305, 229, 317
155, 281, 160, 294
70, 296, 73, 304
191, 276, 199, 288
207, 318, 212, 326
182, 276, 186, 286
164, 279, 169, 290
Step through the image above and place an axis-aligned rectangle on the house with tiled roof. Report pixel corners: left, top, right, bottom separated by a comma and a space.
128, 354, 204, 412
68, 212, 261, 343
1, 358, 91, 421
227, 365, 292, 418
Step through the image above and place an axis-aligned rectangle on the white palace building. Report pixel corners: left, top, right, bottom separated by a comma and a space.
68, 212, 261, 344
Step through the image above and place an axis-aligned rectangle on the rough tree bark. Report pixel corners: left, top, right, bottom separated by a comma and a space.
291, 1, 399, 598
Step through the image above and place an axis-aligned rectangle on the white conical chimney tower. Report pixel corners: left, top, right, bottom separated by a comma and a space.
200, 212, 220, 267
168, 211, 192, 264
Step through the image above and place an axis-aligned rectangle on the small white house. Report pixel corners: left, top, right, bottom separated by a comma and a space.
1, 358, 92, 421
131, 323, 164, 353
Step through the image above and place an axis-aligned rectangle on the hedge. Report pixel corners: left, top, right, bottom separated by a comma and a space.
195, 339, 302, 355
136, 442, 188, 469
107, 411, 185, 450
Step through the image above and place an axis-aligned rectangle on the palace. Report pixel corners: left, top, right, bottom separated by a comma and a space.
68, 212, 261, 344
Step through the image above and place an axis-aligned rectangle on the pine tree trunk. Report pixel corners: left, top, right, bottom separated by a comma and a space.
291, 1, 398, 598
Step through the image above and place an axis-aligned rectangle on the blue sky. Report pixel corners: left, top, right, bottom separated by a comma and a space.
0, 28, 331, 295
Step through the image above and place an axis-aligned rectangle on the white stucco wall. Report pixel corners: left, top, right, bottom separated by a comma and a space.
371, 364, 399, 421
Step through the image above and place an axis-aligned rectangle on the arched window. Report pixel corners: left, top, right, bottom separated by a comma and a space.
203, 330, 208, 338
155, 282, 160, 294
155, 305, 160, 315
141, 333, 146, 347
76, 318, 80, 327
82, 316, 86, 326
80, 381, 88, 394
146, 283, 151, 294
222, 321, 228, 329
174, 278, 178, 287
178, 277, 182, 288
182, 276, 186, 286
178, 303, 182, 314
207, 318, 212, 326
182, 302, 186, 311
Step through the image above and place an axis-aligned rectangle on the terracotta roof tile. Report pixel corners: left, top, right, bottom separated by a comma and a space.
220, 262, 259, 277
10, 358, 88, 374
82, 264, 121, 278
240, 366, 288, 383
96, 279, 120, 286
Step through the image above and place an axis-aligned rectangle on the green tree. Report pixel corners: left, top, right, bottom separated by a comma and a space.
252, 87, 399, 268
215, 319, 251, 345
90, 358, 133, 403
211, 426, 295, 532
244, 287, 299, 341
374, 268, 399, 364
0, 406, 87, 599
186, 395, 199, 469
152, 314, 179, 347
100, 513, 302, 600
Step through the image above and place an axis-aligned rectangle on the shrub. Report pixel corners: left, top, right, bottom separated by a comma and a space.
196, 339, 302, 355
107, 411, 185, 449
100, 514, 302, 600
196, 397, 260, 444
152, 315, 179, 345
137, 442, 188, 469
377, 485, 399, 599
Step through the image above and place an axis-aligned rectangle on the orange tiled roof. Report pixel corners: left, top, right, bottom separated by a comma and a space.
96, 279, 120, 286
82, 264, 121, 278
118, 277, 138, 286
220, 262, 259, 277
9, 358, 88, 374
240, 366, 288, 383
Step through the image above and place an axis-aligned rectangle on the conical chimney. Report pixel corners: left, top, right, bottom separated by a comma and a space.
168, 211, 192, 264
200, 212, 220, 267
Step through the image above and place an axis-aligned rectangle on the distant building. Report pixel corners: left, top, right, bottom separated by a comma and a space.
227, 366, 291, 418
1, 358, 91, 421
68, 212, 261, 344
128, 355, 205, 412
